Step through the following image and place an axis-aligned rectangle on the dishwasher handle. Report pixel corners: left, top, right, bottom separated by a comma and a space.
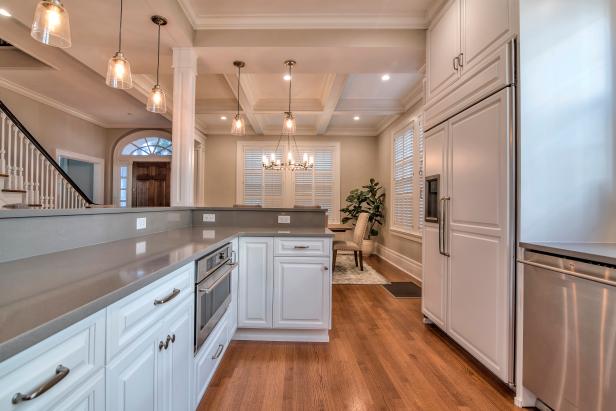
519, 259, 616, 288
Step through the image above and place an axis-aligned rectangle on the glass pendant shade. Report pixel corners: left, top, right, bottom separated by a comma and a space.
31, 0, 71, 48
231, 114, 245, 136
147, 85, 167, 113
106, 52, 133, 89
283, 112, 297, 135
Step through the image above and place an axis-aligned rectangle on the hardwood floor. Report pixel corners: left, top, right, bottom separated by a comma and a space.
198, 255, 516, 410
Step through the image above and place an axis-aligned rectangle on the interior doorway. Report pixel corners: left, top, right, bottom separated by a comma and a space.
131, 162, 170, 207
56, 149, 105, 204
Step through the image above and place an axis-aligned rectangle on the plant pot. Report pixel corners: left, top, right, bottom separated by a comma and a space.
361, 239, 375, 256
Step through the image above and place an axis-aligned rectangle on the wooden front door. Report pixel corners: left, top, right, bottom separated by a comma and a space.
132, 162, 170, 207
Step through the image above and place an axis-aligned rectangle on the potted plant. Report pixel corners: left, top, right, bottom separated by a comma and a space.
340, 178, 385, 255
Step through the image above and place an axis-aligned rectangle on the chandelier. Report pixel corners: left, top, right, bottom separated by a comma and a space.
262, 132, 314, 171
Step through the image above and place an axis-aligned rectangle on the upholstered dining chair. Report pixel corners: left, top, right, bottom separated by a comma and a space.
333, 212, 369, 271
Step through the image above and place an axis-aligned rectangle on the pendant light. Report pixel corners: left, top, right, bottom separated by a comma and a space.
282, 60, 297, 135
231, 61, 246, 136
30, 0, 71, 48
147, 15, 167, 114
106, 0, 132, 89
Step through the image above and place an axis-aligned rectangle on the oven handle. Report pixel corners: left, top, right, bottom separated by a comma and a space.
198, 262, 237, 295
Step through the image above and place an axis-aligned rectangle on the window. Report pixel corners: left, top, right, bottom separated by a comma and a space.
119, 165, 128, 207
237, 141, 340, 223
121, 137, 172, 156
391, 118, 424, 236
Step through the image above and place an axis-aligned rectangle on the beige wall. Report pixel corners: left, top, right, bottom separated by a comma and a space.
376, 102, 423, 264
203, 134, 379, 213
1, 86, 110, 200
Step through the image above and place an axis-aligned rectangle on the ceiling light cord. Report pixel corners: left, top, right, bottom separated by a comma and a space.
155, 22, 160, 85
118, 0, 123, 52
236, 64, 241, 116
287, 63, 292, 113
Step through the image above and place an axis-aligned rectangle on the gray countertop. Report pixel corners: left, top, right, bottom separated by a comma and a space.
0, 226, 333, 361
520, 242, 616, 266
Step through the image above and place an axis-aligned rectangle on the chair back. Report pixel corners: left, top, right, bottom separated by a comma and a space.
352, 213, 370, 247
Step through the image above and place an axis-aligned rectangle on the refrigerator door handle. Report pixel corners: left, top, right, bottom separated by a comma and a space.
441, 197, 451, 257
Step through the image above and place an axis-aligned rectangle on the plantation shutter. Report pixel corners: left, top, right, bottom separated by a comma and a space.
241, 145, 285, 207
417, 118, 425, 232
293, 144, 339, 223
392, 125, 414, 233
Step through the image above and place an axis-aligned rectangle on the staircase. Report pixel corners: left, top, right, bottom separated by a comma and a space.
0, 100, 92, 210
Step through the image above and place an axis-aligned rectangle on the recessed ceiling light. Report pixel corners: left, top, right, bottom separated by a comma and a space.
220, 116, 227, 120
0, 9, 11, 17
353, 116, 360, 121
381, 73, 391, 81
283, 74, 291, 81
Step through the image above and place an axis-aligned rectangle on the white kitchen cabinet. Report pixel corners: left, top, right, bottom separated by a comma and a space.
426, 0, 461, 101
228, 237, 239, 338
106, 321, 164, 411
48, 370, 105, 411
163, 298, 193, 411
237, 237, 274, 328
0, 311, 105, 411
273, 257, 330, 329
426, 0, 515, 105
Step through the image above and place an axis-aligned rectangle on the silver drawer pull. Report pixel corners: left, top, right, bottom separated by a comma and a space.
154, 288, 181, 305
12, 365, 70, 404
294, 245, 310, 249
212, 344, 224, 360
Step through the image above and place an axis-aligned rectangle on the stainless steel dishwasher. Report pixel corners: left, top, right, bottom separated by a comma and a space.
521, 250, 616, 411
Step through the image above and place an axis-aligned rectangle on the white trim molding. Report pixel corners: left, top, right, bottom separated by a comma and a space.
375, 243, 422, 284
55, 149, 105, 204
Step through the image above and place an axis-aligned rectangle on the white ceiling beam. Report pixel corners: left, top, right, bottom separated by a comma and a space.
316, 74, 348, 135
335, 98, 405, 116
222, 73, 264, 134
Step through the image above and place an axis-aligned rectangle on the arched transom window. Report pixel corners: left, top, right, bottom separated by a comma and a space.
121, 137, 172, 156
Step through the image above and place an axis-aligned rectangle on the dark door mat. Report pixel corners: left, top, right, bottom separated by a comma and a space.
382, 282, 422, 298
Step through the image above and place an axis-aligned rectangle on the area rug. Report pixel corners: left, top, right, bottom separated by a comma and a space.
333, 253, 390, 285
382, 282, 422, 298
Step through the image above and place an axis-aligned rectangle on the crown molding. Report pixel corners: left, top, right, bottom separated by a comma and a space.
176, 0, 429, 30
0, 77, 110, 128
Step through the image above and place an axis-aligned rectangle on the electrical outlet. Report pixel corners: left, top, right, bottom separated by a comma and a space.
202, 230, 216, 239
136, 217, 147, 230
278, 215, 291, 224
202, 213, 216, 222
135, 241, 147, 255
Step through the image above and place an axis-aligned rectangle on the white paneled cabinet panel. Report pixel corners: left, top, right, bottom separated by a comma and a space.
427, 0, 461, 101
422, 225, 448, 328
461, 0, 516, 74
0, 311, 105, 411
274, 237, 330, 257
106, 263, 194, 361
48, 370, 105, 411
446, 89, 512, 381
163, 298, 193, 411
273, 257, 330, 329
228, 237, 240, 338
238, 237, 274, 328
106, 321, 164, 411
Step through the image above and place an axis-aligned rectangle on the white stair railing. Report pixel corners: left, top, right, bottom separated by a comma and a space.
0, 107, 91, 209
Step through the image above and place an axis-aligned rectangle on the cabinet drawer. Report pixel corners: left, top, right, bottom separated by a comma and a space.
193, 312, 230, 407
106, 262, 194, 361
274, 238, 330, 257
0, 311, 105, 411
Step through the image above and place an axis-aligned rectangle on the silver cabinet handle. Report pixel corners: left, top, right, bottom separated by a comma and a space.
154, 288, 180, 306
159, 340, 165, 351
294, 245, 310, 249
323, 266, 329, 271
444, 197, 450, 257
458, 53, 464, 67
12, 365, 70, 404
164, 335, 172, 349
453, 56, 460, 71
171, 334, 176, 344
439, 197, 450, 257
212, 344, 224, 360
519, 260, 616, 288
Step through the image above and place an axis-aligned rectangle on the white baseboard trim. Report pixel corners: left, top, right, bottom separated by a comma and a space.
233, 328, 329, 343
375, 243, 422, 284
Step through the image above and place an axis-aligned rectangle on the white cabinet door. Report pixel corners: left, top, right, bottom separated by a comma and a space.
164, 298, 193, 411
273, 257, 330, 329
106, 322, 165, 411
422, 124, 449, 328
228, 237, 239, 338
427, 0, 461, 101
238, 237, 273, 328
446, 88, 512, 382
461, 0, 514, 73
48, 370, 105, 411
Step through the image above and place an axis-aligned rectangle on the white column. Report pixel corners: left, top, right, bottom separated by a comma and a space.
171, 47, 197, 206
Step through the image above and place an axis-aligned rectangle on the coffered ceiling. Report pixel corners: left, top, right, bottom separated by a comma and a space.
0, 0, 441, 134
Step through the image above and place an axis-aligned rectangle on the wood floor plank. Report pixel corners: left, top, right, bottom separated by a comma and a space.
198, 256, 516, 411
